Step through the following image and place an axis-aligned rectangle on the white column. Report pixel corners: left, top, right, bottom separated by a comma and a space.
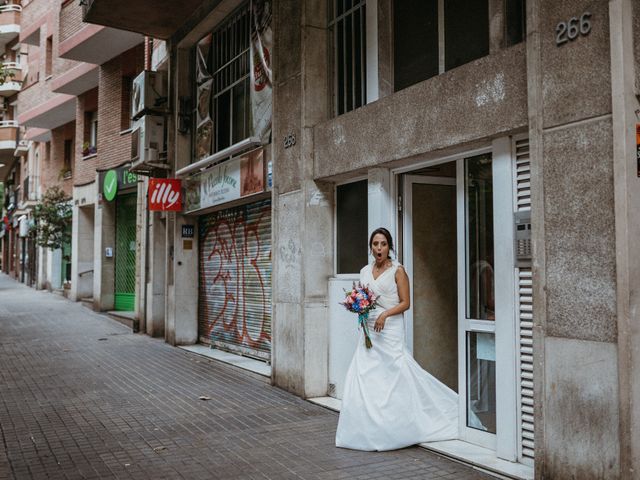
367, 167, 395, 242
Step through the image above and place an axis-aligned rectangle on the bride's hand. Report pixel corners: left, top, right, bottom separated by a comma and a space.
374, 312, 387, 332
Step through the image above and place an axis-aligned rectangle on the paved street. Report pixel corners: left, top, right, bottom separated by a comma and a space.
0, 274, 490, 480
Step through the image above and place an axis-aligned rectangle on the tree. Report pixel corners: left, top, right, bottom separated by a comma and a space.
32, 186, 72, 250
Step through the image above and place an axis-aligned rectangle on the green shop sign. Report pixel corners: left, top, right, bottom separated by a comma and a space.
100, 166, 138, 202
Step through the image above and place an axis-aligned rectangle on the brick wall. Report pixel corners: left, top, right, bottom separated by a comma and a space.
20, 0, 50, 31
58, 0, 82, 45
42, 122, 74, 197
18, 0, 79, 115
96, 45, 144, 171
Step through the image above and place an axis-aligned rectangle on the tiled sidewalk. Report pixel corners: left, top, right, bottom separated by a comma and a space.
0, 275, 491, 480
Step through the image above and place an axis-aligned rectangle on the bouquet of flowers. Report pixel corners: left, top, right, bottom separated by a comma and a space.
339, 282, 378, 349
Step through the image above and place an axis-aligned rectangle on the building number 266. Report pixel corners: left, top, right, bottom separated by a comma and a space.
556, 12, 592, 46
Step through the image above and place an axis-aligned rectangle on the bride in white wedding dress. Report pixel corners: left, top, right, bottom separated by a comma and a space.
335, 227, 459, 451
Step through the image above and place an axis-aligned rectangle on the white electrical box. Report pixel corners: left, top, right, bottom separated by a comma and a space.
131, 115, 165, 166
131, 70, 167, 120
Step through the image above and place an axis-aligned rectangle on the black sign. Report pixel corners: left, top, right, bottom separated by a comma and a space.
182, 225, 195, 238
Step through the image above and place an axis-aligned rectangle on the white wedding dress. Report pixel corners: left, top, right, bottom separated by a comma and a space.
335, 261, 459, 451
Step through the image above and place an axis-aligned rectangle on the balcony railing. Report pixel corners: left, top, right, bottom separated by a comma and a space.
0, 61, 22, 96
0, 4, 21, 29
0, 120, 18, 151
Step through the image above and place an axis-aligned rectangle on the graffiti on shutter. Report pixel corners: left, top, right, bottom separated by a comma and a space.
199, 199, 272, 360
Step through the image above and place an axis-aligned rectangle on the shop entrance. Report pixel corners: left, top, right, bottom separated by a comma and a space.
114, 193, 137, 311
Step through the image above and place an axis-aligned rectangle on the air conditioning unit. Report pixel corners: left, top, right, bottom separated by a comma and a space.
131, 115, 165, 168
131, 70, 167, 120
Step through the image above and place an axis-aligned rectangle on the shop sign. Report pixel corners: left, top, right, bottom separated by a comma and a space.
100, 165, 139, 202
184, 149, 265, 213
181, 225, 195, 238
149, 178, 182, 211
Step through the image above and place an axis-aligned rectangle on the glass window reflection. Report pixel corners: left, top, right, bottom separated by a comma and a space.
465, 154, 494, 320
467, 332, 496, 433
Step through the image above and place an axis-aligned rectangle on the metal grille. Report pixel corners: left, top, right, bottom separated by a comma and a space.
514, 137, 534, 464
198, 199, 272, 360
115, 194, 137, 311
329, 0, 367, 115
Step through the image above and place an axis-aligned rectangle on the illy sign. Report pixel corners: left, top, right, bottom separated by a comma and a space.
149, 178, 182, 212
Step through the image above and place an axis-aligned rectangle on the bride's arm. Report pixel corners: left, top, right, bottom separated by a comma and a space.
373, 267, 411, 332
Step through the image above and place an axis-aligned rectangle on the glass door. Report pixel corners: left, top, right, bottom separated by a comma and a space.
400, 142, 518, 458
457, 153, 497, 449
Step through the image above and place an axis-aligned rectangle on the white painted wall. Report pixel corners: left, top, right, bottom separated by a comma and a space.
328, 276, 361, 399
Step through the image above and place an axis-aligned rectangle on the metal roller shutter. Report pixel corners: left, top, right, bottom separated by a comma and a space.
198, 199, 272, 360
514, 138, 534, 464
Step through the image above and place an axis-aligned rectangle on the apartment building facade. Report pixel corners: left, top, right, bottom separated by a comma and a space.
48, 0, 640, 478
0, 0, 151, 310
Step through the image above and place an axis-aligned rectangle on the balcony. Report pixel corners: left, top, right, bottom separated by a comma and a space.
0, 4, 20, 49
0, 120, 17, 152
0, 62, 22, 97
82, 0, 211, 40
18, 94, 75, 130
51, 62, 98, 96
59, 0, 143, 64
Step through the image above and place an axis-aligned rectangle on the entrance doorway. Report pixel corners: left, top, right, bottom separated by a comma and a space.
115, 193, 137, 311
401, 149, 517, 456
403, 168, 458, 393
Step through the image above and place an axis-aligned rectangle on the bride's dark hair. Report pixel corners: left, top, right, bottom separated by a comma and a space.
369, 227, 394, 257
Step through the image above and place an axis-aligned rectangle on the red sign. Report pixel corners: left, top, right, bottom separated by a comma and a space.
149, 178, 182, 211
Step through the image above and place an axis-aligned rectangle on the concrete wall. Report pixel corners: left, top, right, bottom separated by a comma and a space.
69, 182, 96, 301
93, 199, 115, 311
527, 1, 624, 478
313, 43, 528, 180
271, 0, 332, 398
610, 1, 640, 477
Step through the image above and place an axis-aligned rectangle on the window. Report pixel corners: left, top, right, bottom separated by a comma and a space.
211, 5, 251, 152
45, 36, 53, 77
394, 0, 438, 92
505, 0, 526, 47
83, 111, 97, 155
336, 180, 368, 274
194, 5, 251, 159
329, 0, 367, 116
394, 0, 526, 91
63, 139, 72, 175
193, 1, 273, 162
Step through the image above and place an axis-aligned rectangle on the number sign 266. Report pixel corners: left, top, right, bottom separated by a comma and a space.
556, 12, 592, 46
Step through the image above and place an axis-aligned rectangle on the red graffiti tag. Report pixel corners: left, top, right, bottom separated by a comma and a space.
199, 203, 271, 354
